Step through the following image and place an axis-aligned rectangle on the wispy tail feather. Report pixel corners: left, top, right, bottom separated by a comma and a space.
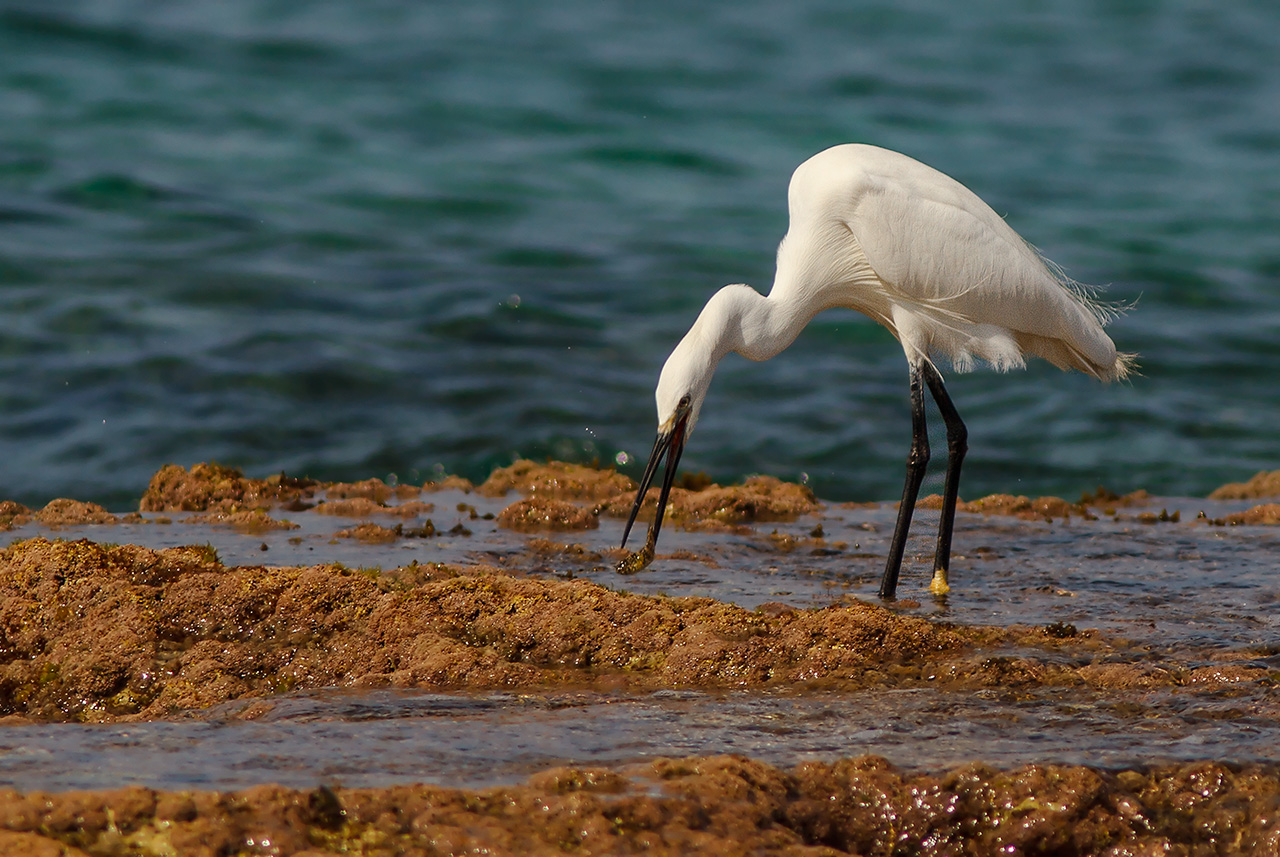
1108, 351, 1140, 382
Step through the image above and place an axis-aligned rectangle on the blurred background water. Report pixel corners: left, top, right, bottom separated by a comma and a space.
0, 0, 1277, 509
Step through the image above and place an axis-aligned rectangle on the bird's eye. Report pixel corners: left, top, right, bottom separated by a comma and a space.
678, 394, 691, 410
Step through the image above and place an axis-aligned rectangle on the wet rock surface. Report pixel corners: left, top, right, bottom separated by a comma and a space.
139, 462, 319, 513
1224, 503, 1280, 525
1210, 468, 1280, 500
33, 499, 119, 527
497, 497, 600, 531
0, 756, 1278, 856
0, 503, 32, 532
0, 535, 971, 722
478, 459, 636, 501
180, 509, 300, 532
4, 461, 1280, 853
600, 474, 820, 529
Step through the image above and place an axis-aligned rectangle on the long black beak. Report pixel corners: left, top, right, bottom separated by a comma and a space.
618, 410, 689, 565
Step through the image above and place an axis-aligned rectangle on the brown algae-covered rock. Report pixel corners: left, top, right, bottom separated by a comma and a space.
922, 489, 1159, 521
524, 538, 604, 562
478, 459, 635, 501
1210, 469, 1280, 500
1079, 486, 1155, 508
312, 497, 389, 518
0, 538, 225, 720
333, 522, 401, 543
1223, 503, 1280, 525
1, 756, 1278, 855
139, 463, 317, 513
672, 476, 818, 527
34, 499, 117, 527
423, 474, 476, 493
600, 475, 818, 529
497, 498, 599, 531
180, 509, 299, 532
1187, 664, 1271, 686
957, 493, 1089, 521
0, 501, 32, 531
1076, 662, 1177, 691
0, 536, 967, 721
325, 477, 420, 503
313, 497, 434, 519
390, 500, 435, 518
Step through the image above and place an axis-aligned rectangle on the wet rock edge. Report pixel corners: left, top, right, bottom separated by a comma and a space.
1, 755, 1278, 855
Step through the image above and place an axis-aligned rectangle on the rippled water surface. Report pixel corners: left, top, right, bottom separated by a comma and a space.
2, 1, 1279, 507
5, 684, 1279, 793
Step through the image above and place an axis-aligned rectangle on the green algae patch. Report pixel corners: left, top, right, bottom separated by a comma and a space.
2, 756, 1279, 855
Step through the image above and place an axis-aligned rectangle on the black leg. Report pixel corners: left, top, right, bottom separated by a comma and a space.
921, 361, 967, 595
879, 364, 930, 599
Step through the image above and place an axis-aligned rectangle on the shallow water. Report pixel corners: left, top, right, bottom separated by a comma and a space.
31, 488, 1280, 649
4, 491, 1278, 791
3, 684, 1279, 793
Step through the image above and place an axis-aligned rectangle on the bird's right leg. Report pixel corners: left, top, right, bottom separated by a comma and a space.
878, 363, 929, 599
920, 361, 967, 596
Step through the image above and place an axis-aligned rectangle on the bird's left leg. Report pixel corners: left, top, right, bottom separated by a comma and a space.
920, 361, 967, 596
878, 363, 930, 600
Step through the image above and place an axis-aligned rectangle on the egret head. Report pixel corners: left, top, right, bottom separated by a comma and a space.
654, 330, 717, 434
619, 332, 719, 560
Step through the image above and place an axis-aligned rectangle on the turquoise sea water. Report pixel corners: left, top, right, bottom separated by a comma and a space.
1, 1, 1278, 507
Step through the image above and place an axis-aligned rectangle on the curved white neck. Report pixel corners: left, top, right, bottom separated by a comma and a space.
697, 283, 815, 363
656, 282, 821, 433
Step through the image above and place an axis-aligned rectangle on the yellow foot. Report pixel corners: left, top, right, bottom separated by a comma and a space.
929, 567, 951, 597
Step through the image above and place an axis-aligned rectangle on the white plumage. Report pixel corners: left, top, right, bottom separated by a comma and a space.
780, 144, 1131, 380
620, 144, 1135, 597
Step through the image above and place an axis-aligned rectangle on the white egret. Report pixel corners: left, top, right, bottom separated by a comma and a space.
619, 143, 1135, 598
